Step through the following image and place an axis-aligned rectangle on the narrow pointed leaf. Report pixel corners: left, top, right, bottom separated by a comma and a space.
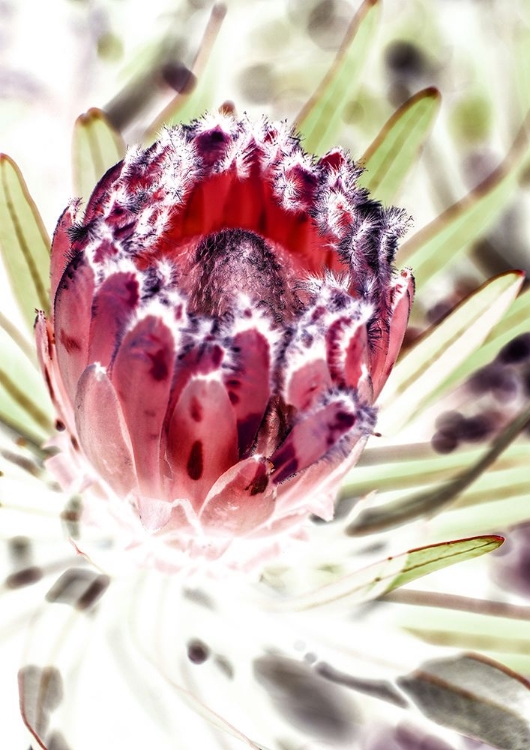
295, 0, 380, 155
0, 155, 50, 331
378, 271, 524, 434
348, 404, 530, 535
359, 87, 441, 204
400, 113, 530, 288
267, 536, 502, 611
72, 108, 126, 202
0, 310, 54, 443
440, 286, 530, 395
398, 653, 530, 749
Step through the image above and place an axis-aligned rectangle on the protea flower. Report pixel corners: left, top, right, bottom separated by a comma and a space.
36, 113, 413, 571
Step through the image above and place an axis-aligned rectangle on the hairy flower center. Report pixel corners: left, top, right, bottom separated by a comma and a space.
187, 228, 303, 322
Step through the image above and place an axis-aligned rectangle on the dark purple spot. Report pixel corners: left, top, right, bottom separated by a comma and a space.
148, 349, 169, 381
211, 345, 223, 368
55, 420, 65, 432
190, 397, 203, 422
187, 638, 210, 664
125, 279, 139, 306
237, 412, 262, 457
228, 391, 240, 405
333, 411, 356, 429
247, 466, 269, 496
187, 440, 203, 480
59, 330, 81, 353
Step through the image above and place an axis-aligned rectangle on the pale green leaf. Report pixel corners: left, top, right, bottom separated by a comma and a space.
398, 654, 530, 749
0, 323, 54, 442
392, 593, 530, 674
439, 287, 530, 396
359, 87, 441, 204
295, 0, 380, 155
347, 405, 530, 535
400, 114, 530, 288
378, 271, 524, 435
72, 108, 126, 202
266, 536, 502, 611
0, 155, 50, 331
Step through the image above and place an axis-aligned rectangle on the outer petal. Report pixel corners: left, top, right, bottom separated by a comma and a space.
166, 376, 239, 510
199, 456, 275, 536
224, 327, 272, 458
88, 271, 140, 368
54, 254, 95, 405
75, 364, 136, 498
35, 312, 75, 434
110, 314, 176, 499
270, 393, 366, 485
372, 269, 414, 398
50, 201, 79, 299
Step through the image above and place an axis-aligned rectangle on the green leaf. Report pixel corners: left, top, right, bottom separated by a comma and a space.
377, 271, 524, 435
0, 322, 54, 442
439, 286, 530, 396
400, 114, 530, 288
398, 654, 530, 749
392, 592, 530, 674
266, 536, 502, 611
295, 0, 380, 155
0, 155, 50, 331
72, 108, 126, 202
347, 405, 530, 536
358, 87, 441, 204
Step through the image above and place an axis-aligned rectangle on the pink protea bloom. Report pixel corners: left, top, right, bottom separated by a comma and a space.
36, 113, 413, 571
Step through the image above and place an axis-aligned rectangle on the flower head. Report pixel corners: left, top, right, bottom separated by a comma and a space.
36, 113, 413, 571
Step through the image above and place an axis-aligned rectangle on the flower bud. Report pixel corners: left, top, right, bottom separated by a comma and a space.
36, 113, 413, 571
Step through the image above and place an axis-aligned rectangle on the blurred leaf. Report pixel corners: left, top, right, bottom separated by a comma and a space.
347, 404, 530, 535
0, 155, 50, 331
400, 113, 530, 288
440, 287, 530, 396
267, 536, 502, 611
378, 271, 523, 434
398, 653, 530, 749
295, 0, 380, 155
72, 108, 126, 203
144, 5, 226, 143
359, 87, 441, 204
0, 323, 54, 443
392, 592, 530, 674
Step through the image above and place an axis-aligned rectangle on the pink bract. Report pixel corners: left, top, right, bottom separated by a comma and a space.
36, 113, 413, 572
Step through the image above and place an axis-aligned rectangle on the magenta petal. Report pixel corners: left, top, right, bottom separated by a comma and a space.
270, 397, 360, 485
88, 272, 140, 368
110, 315, 175, 498
167, 376, 239, 510
50, 202, 79, 299
75, 364, 136, 497
372, 269, 414, 398
224, 328, 272, 457
35, 312, 75, 433
200, 456, 275, 536
54, 255, 95, 405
